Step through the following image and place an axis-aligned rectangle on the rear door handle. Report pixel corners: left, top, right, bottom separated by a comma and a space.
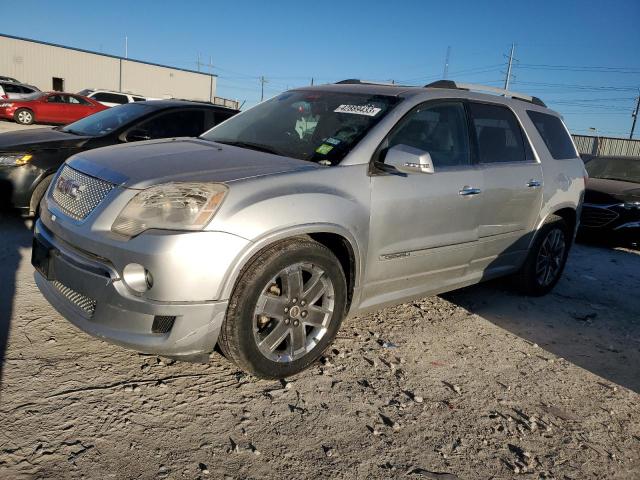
526, 179, 542, 188
459, 186, 482, 196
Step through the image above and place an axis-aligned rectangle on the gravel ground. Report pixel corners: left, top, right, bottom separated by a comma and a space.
0, 211, 638, 480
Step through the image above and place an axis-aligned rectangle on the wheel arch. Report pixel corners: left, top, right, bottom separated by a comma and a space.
218, 224, 362, 311
529, 204, 578, 250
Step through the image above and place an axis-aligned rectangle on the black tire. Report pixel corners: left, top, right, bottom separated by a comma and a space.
30, 174, 54, 217
515, 214, 571, 296
219, 237, 347, 379
14, 108, 34, 125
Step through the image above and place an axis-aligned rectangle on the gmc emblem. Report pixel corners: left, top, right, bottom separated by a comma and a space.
56, 177, 82, 199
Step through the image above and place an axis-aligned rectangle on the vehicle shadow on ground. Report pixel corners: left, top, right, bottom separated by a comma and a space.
443, 243, 640, 393
0, 205, 31, 385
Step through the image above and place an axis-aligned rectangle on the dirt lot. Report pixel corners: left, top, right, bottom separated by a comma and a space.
0, 119, 639, 479
0, 210, 638, 480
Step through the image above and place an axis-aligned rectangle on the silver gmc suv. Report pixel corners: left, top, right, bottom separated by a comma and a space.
33, 80, 586, 378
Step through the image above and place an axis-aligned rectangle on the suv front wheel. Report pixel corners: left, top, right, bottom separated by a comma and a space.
516, 214, 570, 296
219, 237, 347, 379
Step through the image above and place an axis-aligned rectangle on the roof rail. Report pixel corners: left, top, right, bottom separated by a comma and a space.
334, 79, 400, 86
424, 80, 546, 107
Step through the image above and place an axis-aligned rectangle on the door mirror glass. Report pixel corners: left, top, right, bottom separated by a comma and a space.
126, 129, 151, 142
385, 144, 435, 174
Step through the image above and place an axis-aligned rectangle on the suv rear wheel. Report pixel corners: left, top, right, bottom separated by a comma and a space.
516, 214, 570, 296
219, 237, 347, 379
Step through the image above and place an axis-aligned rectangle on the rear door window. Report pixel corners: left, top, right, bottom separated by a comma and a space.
468, 102, 530, 163
527, 110, 577, 159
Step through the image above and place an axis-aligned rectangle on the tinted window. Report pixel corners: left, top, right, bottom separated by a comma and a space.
135, 109, 206, 138
46, 94, 67, 103
1, 83, 20, 93
386, 102, 470, 167
61, 103, 156, 136
468, 103, 527, 163
202, 91, 399, 165
68, 95, 91, 105
93, 92, 128, 104
527, 111, 577, 159
132, 96, 146, 102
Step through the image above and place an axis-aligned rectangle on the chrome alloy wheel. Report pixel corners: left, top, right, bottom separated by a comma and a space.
535, 228, 566, 287
17, 110, 33, 124
253, 262, 335, 363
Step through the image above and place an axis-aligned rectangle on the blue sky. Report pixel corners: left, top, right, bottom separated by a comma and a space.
4, 0, 639, 137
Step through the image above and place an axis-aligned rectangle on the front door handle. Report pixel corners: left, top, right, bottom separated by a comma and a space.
526, 179, 542, 188
459, 186, 482, 196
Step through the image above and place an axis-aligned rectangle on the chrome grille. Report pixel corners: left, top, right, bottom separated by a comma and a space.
51, 165, 115, 220
581, 205, 619, 228
52, 281, 97, 318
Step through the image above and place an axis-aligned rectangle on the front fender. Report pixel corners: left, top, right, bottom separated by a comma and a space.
216, 222, 365, 301
209, 164, 371, 300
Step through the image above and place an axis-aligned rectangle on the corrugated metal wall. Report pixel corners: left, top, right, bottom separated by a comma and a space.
572, 134, 640, 157
0, 35, 225, 105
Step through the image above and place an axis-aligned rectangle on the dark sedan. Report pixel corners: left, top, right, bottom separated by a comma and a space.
580, 156, 640, 244
0, 100, 238, 216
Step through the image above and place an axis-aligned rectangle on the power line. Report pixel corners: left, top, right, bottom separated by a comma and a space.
518, 63, 640, 74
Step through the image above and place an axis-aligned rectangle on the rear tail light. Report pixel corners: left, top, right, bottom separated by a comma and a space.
1, 95, 8, 100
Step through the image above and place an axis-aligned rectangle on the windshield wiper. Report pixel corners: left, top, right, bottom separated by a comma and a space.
213, 140, 282, 156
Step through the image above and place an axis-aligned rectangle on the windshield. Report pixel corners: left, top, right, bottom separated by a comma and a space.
586, 157, 640, 184
61, 103, 156, 136
201, 91, 399, 165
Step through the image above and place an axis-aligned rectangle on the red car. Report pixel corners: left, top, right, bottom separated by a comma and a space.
0, 91, 108, 126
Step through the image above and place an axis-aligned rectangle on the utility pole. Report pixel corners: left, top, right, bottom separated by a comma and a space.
125, 35, 128, 58
260, 76, 268, 101
630, 90, 640, 139
311, 77, 314, 86
443, 46, 451, 79
196, 53, 201, 72
504, 42, 515, 91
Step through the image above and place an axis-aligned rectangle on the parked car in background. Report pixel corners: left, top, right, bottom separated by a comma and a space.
0, 80, 41, 100
0, 75, 20, 83
77, 89, 149, 107
580, 155, 640, 244
0, 100, 238, 216
0, 92, 107, 125
32, 80, 586, 379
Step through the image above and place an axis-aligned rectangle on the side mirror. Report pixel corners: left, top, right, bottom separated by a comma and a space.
126, 129, 151, 142
384, 144, 435, 174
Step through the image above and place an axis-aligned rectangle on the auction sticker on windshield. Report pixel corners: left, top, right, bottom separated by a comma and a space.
334, 104, 382, 116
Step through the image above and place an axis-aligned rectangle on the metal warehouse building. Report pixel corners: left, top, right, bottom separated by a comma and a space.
0, 34, 237, 107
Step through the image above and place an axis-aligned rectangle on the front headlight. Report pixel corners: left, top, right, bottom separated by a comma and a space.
623, 201, 640, 210
0, 153, 33, 166
112, 183, 228, 237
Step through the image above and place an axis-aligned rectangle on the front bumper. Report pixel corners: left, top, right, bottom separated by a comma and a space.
33, 221, 241, 358
0, 163, 42, 211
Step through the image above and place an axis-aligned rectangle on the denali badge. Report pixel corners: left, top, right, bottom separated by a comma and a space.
56, 177, 82, 199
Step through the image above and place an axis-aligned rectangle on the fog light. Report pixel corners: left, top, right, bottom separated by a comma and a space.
123, 263, 152, 293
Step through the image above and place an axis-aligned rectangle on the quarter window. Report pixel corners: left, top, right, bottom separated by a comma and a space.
527, 110, 577, 159
386, 102, 470, 167
468, 102, 528, 163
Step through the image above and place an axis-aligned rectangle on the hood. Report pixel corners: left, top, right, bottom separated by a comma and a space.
0, 127, 90, 151
585, 177, 640, 204
66, 138, 319, 189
